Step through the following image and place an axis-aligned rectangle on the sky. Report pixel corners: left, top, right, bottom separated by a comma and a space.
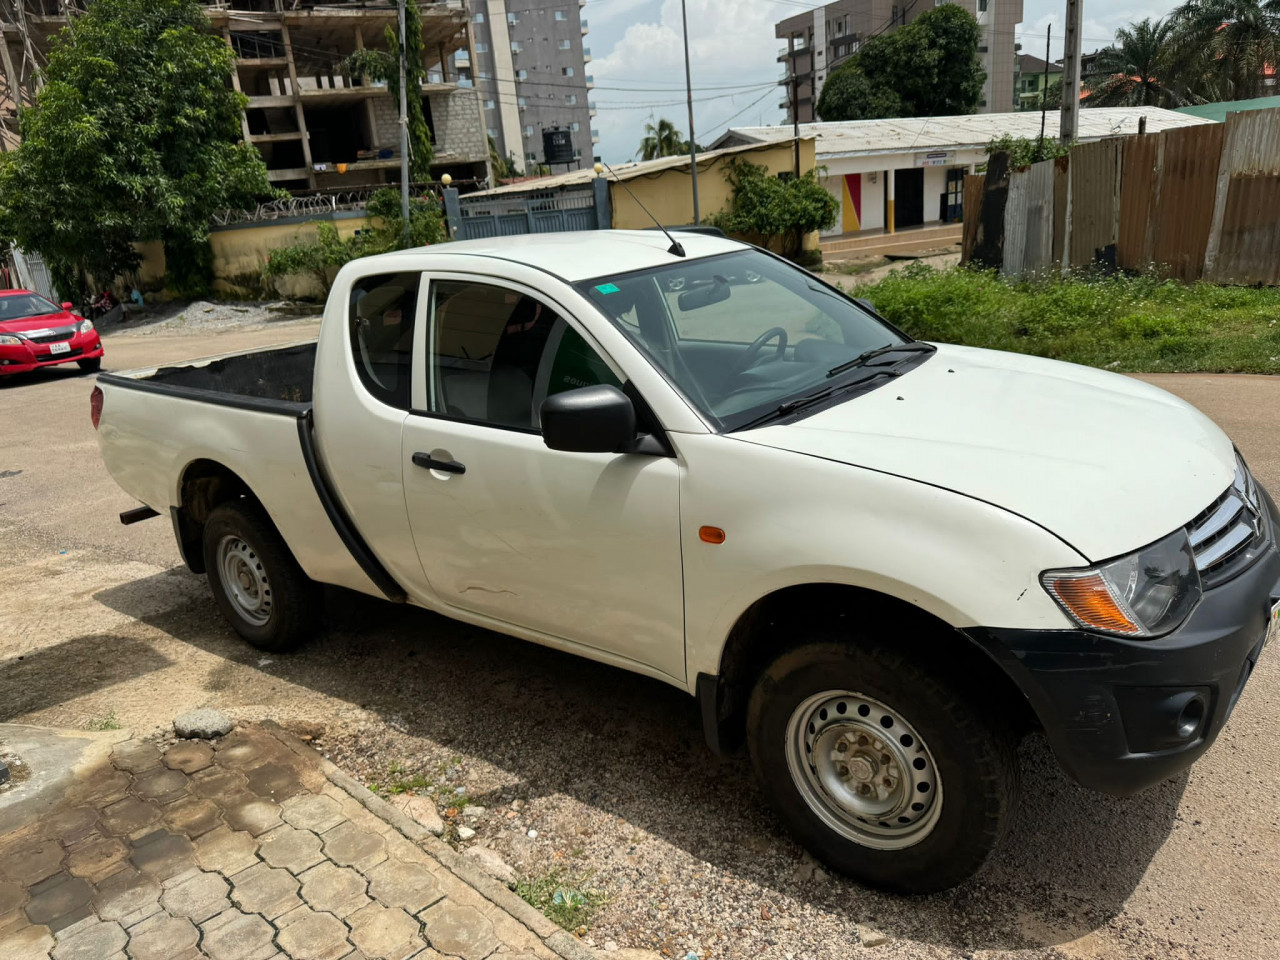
584, 0, 1182, 162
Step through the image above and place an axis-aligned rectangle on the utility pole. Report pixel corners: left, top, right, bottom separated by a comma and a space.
398, 0, 411, 236
680, 0, 699, 224
1037, 24, 1050, 156
1060, 0, 1082, 145
792, 67, 800, 176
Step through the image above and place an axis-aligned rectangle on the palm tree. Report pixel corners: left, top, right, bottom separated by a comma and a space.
1085, 18, 1189, 107
1172, 0, 1280, 100
637, 118, 686, 160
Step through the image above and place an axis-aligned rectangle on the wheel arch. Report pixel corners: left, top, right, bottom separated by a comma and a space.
172, 459, 266, 574
698, 582, 1038, 757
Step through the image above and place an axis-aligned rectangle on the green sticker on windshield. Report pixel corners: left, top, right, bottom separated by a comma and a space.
594, 283, 620, 295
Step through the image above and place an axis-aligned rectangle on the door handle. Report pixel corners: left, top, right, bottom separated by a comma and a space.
412, 452, 466, 475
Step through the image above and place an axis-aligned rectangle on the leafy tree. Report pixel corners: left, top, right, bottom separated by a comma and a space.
985, 134, 1071, 167
709, 159, 837, 262
0, 0, 274, 296
1171, 0, 1280, 100
489, 136, 523, 180
638, 118, 686, 160
345, 0, 433, 181
263, 187, 446, 296
817, 6, 985, 121
1084, 18, 1189, 107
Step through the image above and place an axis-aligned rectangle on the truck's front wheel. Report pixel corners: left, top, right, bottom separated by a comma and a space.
747, 641, 1018, 893
202, 500, 322, 652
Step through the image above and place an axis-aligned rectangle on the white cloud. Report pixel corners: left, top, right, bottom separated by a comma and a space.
590, 0, 785, 161
1016, 2, 1177, 60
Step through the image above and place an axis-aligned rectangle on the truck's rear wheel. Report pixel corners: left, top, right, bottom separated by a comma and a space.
202, 500, 322, 652
747, 640, 1018, 893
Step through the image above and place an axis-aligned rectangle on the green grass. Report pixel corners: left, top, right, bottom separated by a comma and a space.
515, 870, 607, 931
848, 264, 1280, 373
87, 711, 122, 731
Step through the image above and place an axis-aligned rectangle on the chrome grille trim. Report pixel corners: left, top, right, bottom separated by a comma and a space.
1187, 458, 1266, 580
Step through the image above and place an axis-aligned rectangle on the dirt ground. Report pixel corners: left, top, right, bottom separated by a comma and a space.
1, 322, 1279, 959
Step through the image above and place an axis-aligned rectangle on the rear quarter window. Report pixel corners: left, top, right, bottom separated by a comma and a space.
349, 272, 418, 409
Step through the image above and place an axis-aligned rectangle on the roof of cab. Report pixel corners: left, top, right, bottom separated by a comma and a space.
369, 229, 748, 283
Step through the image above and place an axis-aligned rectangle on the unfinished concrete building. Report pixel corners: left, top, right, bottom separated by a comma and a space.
1, 1, 491, 190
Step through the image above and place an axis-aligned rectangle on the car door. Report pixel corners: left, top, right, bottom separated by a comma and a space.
401, 274, 686, 683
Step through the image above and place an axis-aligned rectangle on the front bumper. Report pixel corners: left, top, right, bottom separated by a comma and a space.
0, 332, 104, 375
968, 490, 1280, 796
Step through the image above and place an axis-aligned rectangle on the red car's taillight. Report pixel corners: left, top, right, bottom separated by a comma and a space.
90, 385, 103, 430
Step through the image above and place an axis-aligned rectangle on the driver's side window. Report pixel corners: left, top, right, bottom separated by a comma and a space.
427, 280, 621, 431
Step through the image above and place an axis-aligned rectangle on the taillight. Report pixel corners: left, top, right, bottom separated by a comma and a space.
90, 385, 103, 430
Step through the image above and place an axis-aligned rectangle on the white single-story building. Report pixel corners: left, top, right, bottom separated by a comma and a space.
711, 108, 1214, 238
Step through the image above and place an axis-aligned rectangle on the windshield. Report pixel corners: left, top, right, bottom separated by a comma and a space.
0, 294, 62, 323
578, 249, 917, 430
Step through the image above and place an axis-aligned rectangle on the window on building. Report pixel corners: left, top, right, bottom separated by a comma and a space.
426, 281, 620, 431
524, 125, 534, 137
484, 99, 496, 109
475, 42, 489, 53
835, 20, 844, 35
570, 121, 580, 132
891, 5, 900, 25
510, 41, 522, 52
566, 94, 578, 105
477, 70, 492, 80
487, 127, 499, 139
517, 96, 528, 107
978, 0, 988, 9
507, 12, 519, 24
526, 152, 538, 163
558, 39, 572, 50
554, 10, 567, 20
349, 273, 418, 411
562, 66, 575, 76
516, 69, 528, 79
978, 44, 988, 53
473, 11, 484, 23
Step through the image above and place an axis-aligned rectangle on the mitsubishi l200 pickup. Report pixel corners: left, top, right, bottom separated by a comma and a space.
94, 230, 1280, 892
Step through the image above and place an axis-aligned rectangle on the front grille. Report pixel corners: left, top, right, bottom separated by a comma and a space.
36, 347, 82, 362
1186, 459, 1269, 588
25, 326, 76, 344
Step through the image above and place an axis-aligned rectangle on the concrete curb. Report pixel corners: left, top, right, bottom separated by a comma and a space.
261, 720, 601, 960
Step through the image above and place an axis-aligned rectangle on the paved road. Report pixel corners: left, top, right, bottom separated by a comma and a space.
2, 323, 1279, 959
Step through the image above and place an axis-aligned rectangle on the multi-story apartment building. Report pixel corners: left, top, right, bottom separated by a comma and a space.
466, 0, 595, 173
1, 0, 491, 191
776, 0, 1023, 122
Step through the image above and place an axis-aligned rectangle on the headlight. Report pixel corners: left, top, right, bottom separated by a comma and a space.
79, 319, 94, 334
1042, 529, 1202, 637
0, 335, 21, 346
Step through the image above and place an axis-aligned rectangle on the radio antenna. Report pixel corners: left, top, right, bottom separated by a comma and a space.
595, 160, 685, 258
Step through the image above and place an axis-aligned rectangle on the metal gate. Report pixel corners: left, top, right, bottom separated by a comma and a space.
8, 247, 57, 301
443, 179, 611, 241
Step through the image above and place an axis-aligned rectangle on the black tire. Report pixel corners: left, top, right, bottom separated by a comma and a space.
201, 500, 323, 652
78, 357, 101, 373
747, 640, 1019, 893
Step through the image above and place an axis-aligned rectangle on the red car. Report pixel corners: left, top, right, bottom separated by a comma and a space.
0, 289, 104, 376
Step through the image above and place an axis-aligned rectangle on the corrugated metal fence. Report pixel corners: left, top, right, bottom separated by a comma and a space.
963, 107, 1280, 285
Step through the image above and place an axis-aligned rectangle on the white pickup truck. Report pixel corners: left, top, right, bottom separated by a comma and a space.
95, 230, 1280, 892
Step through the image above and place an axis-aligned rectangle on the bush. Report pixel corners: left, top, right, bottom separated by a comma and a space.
263, 188, 447, 295
848, 264, 1280, 373
710, 159, 837, 262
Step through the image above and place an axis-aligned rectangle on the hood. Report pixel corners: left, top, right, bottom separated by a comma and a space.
737, 343, 1235, 561
0, 311, 77, 335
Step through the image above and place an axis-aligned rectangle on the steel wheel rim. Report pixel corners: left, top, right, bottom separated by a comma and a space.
784, 690, 943, 850
217, 535, 272, 627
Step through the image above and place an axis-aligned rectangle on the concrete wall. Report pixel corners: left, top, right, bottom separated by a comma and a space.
610, 141, 821, 249
430, 87, 489, 163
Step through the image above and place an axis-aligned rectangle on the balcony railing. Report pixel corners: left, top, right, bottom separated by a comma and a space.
583, 47, 591, 61
581, 19, 588, 33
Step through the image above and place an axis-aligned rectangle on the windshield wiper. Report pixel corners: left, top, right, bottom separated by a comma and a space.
827, 341, 932, 379
733, 368, 902, 431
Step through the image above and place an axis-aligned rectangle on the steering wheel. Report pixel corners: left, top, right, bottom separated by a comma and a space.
731, 327, 788, 377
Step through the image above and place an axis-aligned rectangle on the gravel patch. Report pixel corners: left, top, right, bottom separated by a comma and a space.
100, 299, 320, 338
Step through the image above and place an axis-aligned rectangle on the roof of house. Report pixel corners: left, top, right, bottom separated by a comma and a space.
711, 107, 1213, 159
1174, 96, 1280, 123
466, 139, 809, 197
1017, 54, 1062, 75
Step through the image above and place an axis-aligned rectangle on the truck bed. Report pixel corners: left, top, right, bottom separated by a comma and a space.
99, 341, 317, 411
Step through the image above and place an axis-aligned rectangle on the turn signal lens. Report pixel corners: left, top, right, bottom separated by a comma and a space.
698, 525, 726, 544
1042, 573, 1142, 636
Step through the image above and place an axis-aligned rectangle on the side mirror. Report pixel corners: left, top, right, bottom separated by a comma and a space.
61, 302, 74, 311
540, 384, 636, 454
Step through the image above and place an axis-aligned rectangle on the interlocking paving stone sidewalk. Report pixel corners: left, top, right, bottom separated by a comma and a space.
0, 722, 599, 960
